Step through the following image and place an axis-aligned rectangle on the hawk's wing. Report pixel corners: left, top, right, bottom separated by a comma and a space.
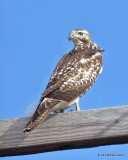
42, 50, 81, 97
42, 53, 70, 96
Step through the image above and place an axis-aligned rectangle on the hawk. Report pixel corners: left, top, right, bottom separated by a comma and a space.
23, 29, 104, 133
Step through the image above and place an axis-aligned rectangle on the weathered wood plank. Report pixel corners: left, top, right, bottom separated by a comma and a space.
0, 106, 128, 157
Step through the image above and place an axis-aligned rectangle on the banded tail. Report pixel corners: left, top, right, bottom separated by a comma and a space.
23, 98, 59, 134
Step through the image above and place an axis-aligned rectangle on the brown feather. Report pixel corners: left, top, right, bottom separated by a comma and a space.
23, 98, 59, 133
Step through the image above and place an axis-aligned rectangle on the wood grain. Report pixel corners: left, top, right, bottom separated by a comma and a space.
0, 106, 128, 157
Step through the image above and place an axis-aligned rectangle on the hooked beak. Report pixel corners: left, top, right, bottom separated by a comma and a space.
68, 33, 73, 41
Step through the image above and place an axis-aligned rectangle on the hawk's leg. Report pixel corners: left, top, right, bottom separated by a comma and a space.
75, 99, 80, 111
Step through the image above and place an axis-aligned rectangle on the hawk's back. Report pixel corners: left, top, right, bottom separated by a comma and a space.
42, 43, 103, 102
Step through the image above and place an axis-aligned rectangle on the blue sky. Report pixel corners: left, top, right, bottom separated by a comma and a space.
0, 0, 128, 159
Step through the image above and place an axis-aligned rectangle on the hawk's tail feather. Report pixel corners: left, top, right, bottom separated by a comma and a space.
23, 107, 52, 134
23, 98, 59, 134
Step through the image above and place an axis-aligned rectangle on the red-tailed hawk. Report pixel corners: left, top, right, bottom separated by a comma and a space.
23, 29, 104, 133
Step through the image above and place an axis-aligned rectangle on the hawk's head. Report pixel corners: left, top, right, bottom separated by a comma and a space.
69, 29, 91, 46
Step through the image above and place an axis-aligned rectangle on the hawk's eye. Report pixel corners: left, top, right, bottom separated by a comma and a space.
78, 32, 83, 36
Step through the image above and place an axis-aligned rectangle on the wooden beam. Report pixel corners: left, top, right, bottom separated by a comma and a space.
0, 106, 128, 157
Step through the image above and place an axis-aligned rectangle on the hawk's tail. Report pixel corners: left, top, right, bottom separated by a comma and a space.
23, 98, 59, 134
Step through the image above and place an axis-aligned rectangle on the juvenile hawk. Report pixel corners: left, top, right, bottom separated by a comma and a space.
23, 29, 104, 133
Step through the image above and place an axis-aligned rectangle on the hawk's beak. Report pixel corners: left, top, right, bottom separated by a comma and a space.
69, 31, 74, 41
68, 34, 73, 41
